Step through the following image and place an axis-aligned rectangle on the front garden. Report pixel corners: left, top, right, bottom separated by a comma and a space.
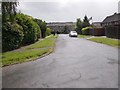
75, 15, 119, 48
2, 35, 57, 67
78, 35, 120, 48
89, 37, 120, 48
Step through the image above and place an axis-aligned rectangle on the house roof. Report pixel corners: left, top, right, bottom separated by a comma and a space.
47, 22, 74, 27
92, 22, 102, 28
92, 22, 101, 25
103, 13, 120, 23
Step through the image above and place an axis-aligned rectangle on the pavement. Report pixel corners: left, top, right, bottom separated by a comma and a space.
2, 34, 118, 88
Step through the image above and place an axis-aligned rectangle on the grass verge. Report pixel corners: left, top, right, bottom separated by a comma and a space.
89, 37, 120, 48
78, 35, 92, 38
2, 35, 57, 67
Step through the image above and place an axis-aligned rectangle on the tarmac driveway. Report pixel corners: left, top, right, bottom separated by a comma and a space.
2, 34, 118, 88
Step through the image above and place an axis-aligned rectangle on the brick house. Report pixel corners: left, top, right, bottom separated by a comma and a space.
101, 13, 120, 27
101, 13, 120, 39
90, 22, 105, 36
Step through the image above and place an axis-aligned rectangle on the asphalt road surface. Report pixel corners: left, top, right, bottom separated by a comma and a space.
3, 34, 118, 88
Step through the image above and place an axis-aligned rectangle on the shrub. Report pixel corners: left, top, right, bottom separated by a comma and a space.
15, 14, 40, 44
76, 18, 82, 34
82, 27, 92, 35
34, 19, 47, 38
63, 25, 69, 34
56, 31, 60, 34
39, 21, 47, 38
2, 22, 24, 52
46, 28, 51, 36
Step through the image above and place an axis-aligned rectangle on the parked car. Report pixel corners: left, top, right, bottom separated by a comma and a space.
69, 31, 78, 37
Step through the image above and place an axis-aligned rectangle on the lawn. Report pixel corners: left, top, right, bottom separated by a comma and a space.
78, 35, 92, 38
89, 37, 120, 48
2, 35, 57, 67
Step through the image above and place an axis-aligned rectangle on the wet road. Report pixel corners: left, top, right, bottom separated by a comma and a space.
3, 34, 118, 88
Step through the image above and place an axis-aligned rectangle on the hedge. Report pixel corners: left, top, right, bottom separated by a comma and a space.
46, 28, 51, 36
34, 19, 47, 38
2, 22, 24, 52
3, 13, 41, 52
82, 27, 92, 35
15, 14, 40, 44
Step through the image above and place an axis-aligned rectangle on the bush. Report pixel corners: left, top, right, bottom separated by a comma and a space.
63, 25, 69, 34
76, 18, 82, 34
82, 27, 92, 35
56, 31, 60, 34
34, 19, 47, 38
39, 21, 47, 38
2, 22, 24, 52
15, 14, 40, 44
45, 28, 51, 36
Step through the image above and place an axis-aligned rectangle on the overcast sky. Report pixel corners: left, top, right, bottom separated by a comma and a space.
17, 0, 120, 22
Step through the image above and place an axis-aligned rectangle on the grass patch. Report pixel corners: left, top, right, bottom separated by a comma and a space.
89, 37, 120, 48
2, 35, 57, 67
26, 36, 57, 49
78, 35, 91, 38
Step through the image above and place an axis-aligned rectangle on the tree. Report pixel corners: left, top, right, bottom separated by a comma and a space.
76, 18, 82, 34
40, 21, 47, 38
34, 19, 47, 38
46, 28, 51, 36
82, 15, 90, 28
64, 25, 68, 34
15, 13, 40, 44
2, 22, 24, 52
2, 1, 18, 23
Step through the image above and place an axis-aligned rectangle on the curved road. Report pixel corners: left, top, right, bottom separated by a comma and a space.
3, 34, 118, 88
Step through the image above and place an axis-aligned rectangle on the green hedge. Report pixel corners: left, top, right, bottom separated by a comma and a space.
3, 13, 41, 52
82, 27, 92, 35
15, 14, 40, 44
34, 19, 47, 38
46, 28, 51, 36
2, 22, 24, 52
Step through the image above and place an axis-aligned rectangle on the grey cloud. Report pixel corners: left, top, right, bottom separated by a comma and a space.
17, 1, 119, 22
